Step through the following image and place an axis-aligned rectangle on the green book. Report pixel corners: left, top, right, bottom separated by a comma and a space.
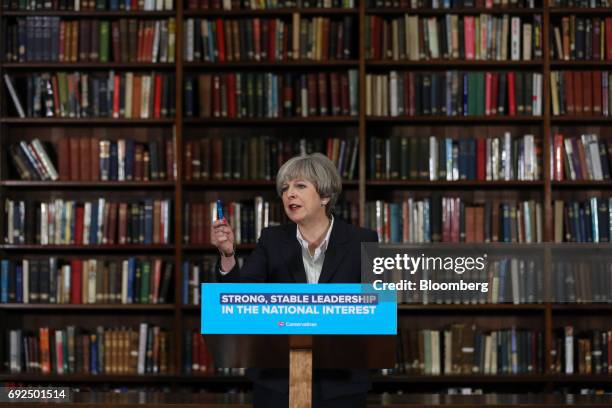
99, 21, 110, 63
141, 260, 151, 303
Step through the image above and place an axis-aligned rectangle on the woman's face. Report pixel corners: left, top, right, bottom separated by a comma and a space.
281, 178, 326, 224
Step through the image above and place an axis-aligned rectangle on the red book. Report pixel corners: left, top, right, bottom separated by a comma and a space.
152, 259, 162, 304
307, 73, 317, 116
317, 72, 328, 116
476, 138, 486, 180
340, 73, 350, 116
69, 137, 80, 181
79, 137, 91, 181
137, 21, 145, 62
330, 72, 340, 115
70, 260, 82, 304
268, 19, 276, 61
113, 74, 121, 118
408, 72, 416, 116
574, 71, 583, 115
553, 133, 564, 181
216, 18, 225, 62
213, 75, 221, 117
442, 197, 449, 242
111, 21, 121, 62
451, 198, 460, 243
593, 71, 602, 115
253, 19, 261, 61
507, 72, 516, 116
606, 18, 612, 60
227, 74, 236, 118
75, 205, 84, 245
464, 16, 475, 60
58, 138, 70, 181
118, 202, 128, 244
583, 71, 592, 115
326, 138, 333, 158
490, 72, 498, 115
90, 137, 99, 181
153, 74, 162, 118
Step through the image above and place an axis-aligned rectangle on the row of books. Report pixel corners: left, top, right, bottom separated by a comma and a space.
183, 330, 213, 374
182, 198, 358, 244
550, 71, 612, 117
552, 261, 612, 303
369, 133, 540, 181
365, 14, 543, 61
0, 258, 173, 305
551, 327, 612, 375
183, 198, 283, 245
393, 326, 544, 375
548, 0, 611, 7
366, 71, 543, 117
4, 18, 176, 64
184, 0, 354, 11
2, 0, 173, 10
366, 0, 538, 8
184, 16, 355, 62
553, 198, 612, 243
181, 257, 247, 305
10, 137, 176, 182
183, 136, 358, 181
551, 17, 612, 61
184, 70, 359, 118
5, 198, 173, 245
552, 134, 611, 181
4, 72, 176, 119
364, 198, 543, 243
5, 324, 170, 375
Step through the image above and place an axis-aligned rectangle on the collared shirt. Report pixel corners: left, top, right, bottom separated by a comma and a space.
296, 216, 334, 284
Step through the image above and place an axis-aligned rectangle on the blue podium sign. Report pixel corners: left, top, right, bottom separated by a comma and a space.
201, 283, 397, 335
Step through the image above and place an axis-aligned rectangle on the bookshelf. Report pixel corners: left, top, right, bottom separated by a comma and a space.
1, 0, 611, 397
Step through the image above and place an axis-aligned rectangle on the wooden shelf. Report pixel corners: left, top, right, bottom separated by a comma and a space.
0, 373, 249, 383
183, 243, 256, 251
0, 118, 175, 125
367, 116, 543, 124
183, 117, 359, 125
551, 180, 612, 188
367, 180, 544, 188
184, 60, 359, 68
183, 179, 359, 188
183, 8, 359, 16
397, 304, 547, 312
0, 181, 176, 189
551, 60, 612, 68
552, 304, 612, 312
2, 62, 176, 69
367, 60, 543, 68
372, 374, 549, 383
552, 116, 612, 123
1, 10, 176, 16
0, 304, 176, 311
0, 244, 175, 251
365, 7, 543, 15
550, 7, 612, 14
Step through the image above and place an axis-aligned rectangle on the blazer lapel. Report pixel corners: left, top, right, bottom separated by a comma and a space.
280, 223, 308, 283
318, 219, 349, 283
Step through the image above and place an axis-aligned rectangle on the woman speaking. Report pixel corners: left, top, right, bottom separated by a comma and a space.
211, 152, 378, 408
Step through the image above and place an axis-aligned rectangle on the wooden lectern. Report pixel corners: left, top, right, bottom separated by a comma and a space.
205, 334, 395, 408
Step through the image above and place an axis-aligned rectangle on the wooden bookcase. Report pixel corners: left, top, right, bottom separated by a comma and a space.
0, 0, 611, 395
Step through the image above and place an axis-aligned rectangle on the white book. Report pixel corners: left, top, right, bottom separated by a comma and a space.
565, 326, 574, 374
87, 260, 97, 304
428, 18, 439, 59
62, 265, 71, 304
40, 203, 48, 245
22, 260, 29, 304
511, 17, 521, 60
164, 0, 172, 10
523, 134, 535, 181
484, 335, 491, 374
117, 139, 126, 181
48, 202, 55, 245
97, 198, 106, 245
503, 132, 512, 181
121, 260, 129, 304
31, 139, 59, 180
3, 74, 25, 118
389, 71, 398, 117
137, 323, 148, 374
125, 72, 134, 118
510, 258, 520, 304
7, 200, 14, 244
152, 21, 161, 62
83, 202, 91, 245
431, 331, 440, 375
185, 19, 194, 62
522, 23, 532, 60
429, 136, 438, 181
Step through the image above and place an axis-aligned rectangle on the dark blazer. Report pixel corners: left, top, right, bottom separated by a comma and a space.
217, 217, 378, 400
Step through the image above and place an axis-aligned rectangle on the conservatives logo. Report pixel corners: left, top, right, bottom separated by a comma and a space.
277, 321, 285, 327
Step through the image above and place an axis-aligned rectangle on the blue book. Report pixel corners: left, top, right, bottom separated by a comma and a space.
578, 206, 587, 242
423, 199, 431, 242
91, 335, 98, 374
468, 139, 476, 180
15, 265, 23, 303
209, 21, 216, 62
70, 202, 76, 244
90, 203, 99, 245
458, 140, 467, 180
1, 260, 9, 303
390, 203, 401, 243
182, 262, 189, 305
127, 257, 136, 303
498, 260, 507, 303
125, 139, 135, 181
109, 0, 118, 10
109, 142, 118, 181
144, 200, 153, 244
